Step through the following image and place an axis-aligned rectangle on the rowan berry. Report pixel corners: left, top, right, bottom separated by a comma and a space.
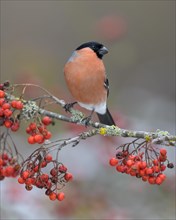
22, 170, 30, 179
59, 165, 67, 173
50, 168, 57, 176
64, 173, 73, 182
148, 176, 156, 184
4, 119, 13, 128
145, 167, 153, 175
139, 161, 147, 169
57, 192, 65, 201
153, 159, 159, 166
42, 116, 52, 125
142, 175, 148, 182
41, 161, 47, 168
158, 173, 166, 181
2, 103, 10, 110
5, 166, 14, 176
0, 98, 5, 106
0, 158, 3, 166
160, 148, 167, 156
49, 192, 57, 201
3, 109, 12, 117
0, 90, 5, 98
139, 169, 145, 177
25, 178, 33, 185
28, 136, 35, 144
29, 122, 37, 131
11, 122, 20, 131
11, 100, 17, 108
34, 134, 43, 143
109, 158, 118, 166
152, 166, 160, 173
45, 154, 53, 162
160, 165, 166, 171
44, 131, 52, 140
155, 177, 163, 185
15, 101, 23, 110
126, 159, 134, 167
18, 177, 25, 184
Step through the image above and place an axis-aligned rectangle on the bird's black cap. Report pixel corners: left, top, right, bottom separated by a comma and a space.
76, 41, 108, 59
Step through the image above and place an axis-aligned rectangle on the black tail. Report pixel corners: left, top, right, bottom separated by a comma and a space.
97, 108, 116, 126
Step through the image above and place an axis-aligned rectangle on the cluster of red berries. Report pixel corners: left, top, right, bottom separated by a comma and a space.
0, 152, 21, 180
26, 117, 52, 144
109, 148, 174, 185
0, 89, 23, 131
18, 153, 73, 202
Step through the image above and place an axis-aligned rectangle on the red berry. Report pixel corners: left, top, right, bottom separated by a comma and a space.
34, 134, 43, 143
158, 173, 166, 181
139, 161, 147, 169
64, 173, 73, 181
2, 153, 8, 160
58, 165, 67, 173
139, 169, 145, 177
28, 136, 35, 144
42, 116, 52, 126
11, 122, 20, 131
148, 176, 156, 184
116, 165, 125, 173
159, 155, 167, 162
160, 148, 167, 156
145, 167, 153, 175
109, 158, 118, 166
155, 177, 163, 185
15, 101, 23, 110
49, 192, 57, 201
41, 161, 47, 168
22, 170, 30, 179
44, 131, 52, 140
152, 166, 160, 173
3, 109, 12, 117
0, 98, 5, 106
11, 100, 17, 108
45, 154, 53, 162
0, 90, 5, 98
0, 158, 3, 166
4, 119, 13, 128
18, 177, 25, 184
160, 165, 166, 171
126, 159, 134, 167
50, 168, 57, 176
2, 103, 10, 110
25, 178, 33, 185
142, 175, 148, 182
153, 159, 159, 166
29, 122, 37, 131
57, 192, 65, 201
5, 166, 14, 176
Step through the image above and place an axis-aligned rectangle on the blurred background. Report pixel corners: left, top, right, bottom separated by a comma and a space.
1, 1, 175, 219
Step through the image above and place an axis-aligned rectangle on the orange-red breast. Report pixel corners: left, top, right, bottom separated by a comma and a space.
64, 41, 115, 126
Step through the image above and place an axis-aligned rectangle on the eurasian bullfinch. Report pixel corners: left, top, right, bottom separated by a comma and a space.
64, 41, 115, 126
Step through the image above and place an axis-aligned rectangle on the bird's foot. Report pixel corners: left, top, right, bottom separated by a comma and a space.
82, 115, 91, 127
64, 102, 77, 112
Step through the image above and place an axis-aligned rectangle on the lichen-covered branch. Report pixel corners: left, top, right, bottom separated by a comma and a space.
3, 83, 176, 147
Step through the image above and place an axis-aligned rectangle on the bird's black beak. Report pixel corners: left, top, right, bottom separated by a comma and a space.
99, 46, 109, 56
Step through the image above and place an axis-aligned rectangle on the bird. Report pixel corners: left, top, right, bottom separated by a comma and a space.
64, 41, 115, 126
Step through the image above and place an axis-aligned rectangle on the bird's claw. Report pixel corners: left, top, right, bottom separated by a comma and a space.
64, 102, 77, 112
82, 115, 91, 127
